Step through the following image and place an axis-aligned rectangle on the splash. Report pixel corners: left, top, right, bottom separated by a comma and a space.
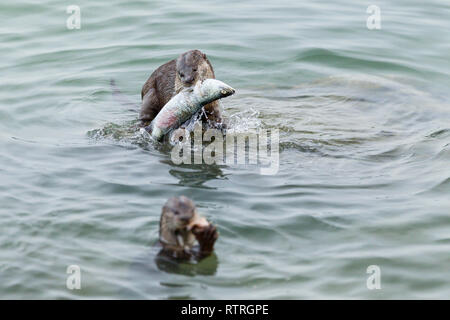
225, 107, 262, 134
88, 105, 264, 149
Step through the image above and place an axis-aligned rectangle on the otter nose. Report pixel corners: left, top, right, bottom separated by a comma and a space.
180, 216, 191, 223
184, 76, 194, 84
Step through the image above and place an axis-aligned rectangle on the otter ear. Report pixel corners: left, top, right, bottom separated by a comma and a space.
202, 53, 207, 59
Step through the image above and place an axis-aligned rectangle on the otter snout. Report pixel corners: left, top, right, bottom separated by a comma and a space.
179, 216, 191, 224
183, 75, 195, 85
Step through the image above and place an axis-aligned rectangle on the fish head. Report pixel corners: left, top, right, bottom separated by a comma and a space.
196, 79, 235, 102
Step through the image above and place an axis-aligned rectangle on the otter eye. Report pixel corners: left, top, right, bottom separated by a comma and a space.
179, 73, 184, 78
193, 68, 197, 72
174, 210, 179, 215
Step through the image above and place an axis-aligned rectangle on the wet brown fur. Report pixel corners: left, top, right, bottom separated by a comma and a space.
140, 50, 222, 127
159, 196, 218, 260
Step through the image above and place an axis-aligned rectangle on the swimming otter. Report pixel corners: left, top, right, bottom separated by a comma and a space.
140, 50, 223, 128
159, 196, 218, 260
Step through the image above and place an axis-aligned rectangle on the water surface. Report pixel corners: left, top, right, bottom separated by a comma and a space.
1, 0, 450, 299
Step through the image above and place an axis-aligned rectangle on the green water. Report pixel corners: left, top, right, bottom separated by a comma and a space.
1, 0, 450, 299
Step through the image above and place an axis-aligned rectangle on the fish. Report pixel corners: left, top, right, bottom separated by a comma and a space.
187, 214, 209, 231
143, 79, 235, 141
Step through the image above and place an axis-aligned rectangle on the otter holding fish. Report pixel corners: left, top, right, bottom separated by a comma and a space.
143, 79, 235, 141
158, 196, 218, 260
140, 50, 224, 128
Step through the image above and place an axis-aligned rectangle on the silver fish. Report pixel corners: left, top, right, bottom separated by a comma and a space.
144, 79, 235, 141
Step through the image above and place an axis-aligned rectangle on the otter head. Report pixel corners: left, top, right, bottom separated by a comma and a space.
160, 196, 196, 232
159, 196, 198, 249
176, 50, 212, 87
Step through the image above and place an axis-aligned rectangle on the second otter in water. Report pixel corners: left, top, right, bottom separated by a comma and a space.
140, 50, 223, 128
159, 196, 218, 260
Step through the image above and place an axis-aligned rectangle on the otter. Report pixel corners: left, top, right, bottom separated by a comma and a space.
158, 196, 218, 260
140, 50, 223, 128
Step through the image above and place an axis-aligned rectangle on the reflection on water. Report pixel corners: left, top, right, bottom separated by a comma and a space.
154, 252, 219, 277
123, 248, 218, 299
166, 163, 226, 189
